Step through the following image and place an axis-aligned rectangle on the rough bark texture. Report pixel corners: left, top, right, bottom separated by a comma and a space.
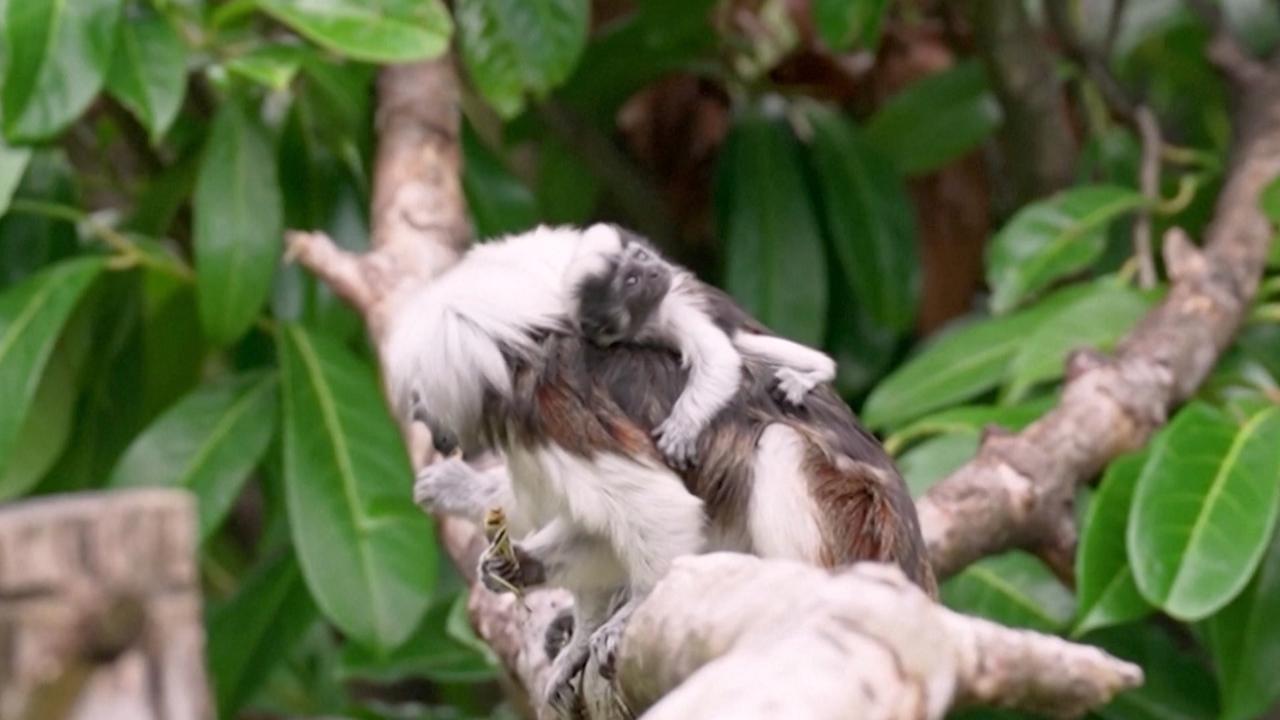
610, 554, 1139, 719
918, 29, 1280, 580
287, 55, 1152, 719
0, 489, 210, 720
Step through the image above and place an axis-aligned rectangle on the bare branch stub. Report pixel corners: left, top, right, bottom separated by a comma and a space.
919, 52, 1280, 580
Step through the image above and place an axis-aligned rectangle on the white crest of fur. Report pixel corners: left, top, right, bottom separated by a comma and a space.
561, 223, 623, 292
383, 225, 606, 442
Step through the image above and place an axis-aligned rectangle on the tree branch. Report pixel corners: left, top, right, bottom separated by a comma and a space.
918, 46, 1280, 580
607, 555, 1140, 719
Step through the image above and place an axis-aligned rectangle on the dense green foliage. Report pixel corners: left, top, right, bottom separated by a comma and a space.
0, 0, 1278, 718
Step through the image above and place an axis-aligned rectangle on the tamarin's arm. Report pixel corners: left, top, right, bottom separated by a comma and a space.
733, 332, 837, 405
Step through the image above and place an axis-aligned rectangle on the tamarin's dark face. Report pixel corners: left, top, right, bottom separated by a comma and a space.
575, 241, 673, 346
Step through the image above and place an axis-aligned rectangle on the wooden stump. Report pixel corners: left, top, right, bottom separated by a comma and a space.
0, 489, 211, 720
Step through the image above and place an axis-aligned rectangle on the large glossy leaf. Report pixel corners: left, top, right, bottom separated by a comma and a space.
987, 185, 1146, 314
0, 345, 76, 498
862, 283, 1092, 430
805, 107, 918, 332
0, 257, 102, 488
109, 373, 277, 540
456, 0, 590, 117
812, 0, 888, 50
255, 0, 451, 64
105, 12, 186, 142
1003, 282, 1154, 403
462, 125, 538, 237
208, 550, 317, 717
0, 142, 30, 215
864, 61, 1001, 176
2, 0, 122, 141
340, 593, 497, 684
1129, 404, 1280, 620
716, 109, 827, 347
898, 432, 978, 498
885, 397, 1054, 455
1088, 622, 1219, 720
277, 325, 436, 649
825, 276, 897, 398
941, 552, 1075, 633
1075, 452, 1153, 636
194, 101, 283, 345
1206, 522, 1280, 719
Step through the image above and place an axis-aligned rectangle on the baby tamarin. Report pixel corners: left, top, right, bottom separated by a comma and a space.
562, 226, 836, 468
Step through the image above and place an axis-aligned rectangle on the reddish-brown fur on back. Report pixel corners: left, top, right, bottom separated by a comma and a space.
490, 331, 937, 595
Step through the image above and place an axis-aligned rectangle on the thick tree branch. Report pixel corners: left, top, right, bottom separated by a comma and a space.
919, 46, 1280, 579
608, 555, 1140, 719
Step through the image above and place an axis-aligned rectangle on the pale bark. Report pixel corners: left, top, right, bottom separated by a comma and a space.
0, 489, 210, 720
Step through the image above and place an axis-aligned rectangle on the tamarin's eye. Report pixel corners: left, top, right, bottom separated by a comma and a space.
624, 273, 639, 286
635, 249, 648, 260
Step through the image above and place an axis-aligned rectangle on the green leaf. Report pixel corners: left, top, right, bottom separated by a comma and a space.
255, 0, 451, 64
716, 107, 827, 347
462, 125, 538, 237
1003, 282, 1154, 403
1088, 622, 1219, 720
1206, 517, 1280, 719
2, 0, 122, 141
0, 344, 76, 498
805, 106, 918, 332
109, 373, 277, 540
885, 397, 1054, 455
225, 43, 306, 91
825, 278, 896, 397
105, 12, 187, 142
456, 0, 589, 117
0, 141, 30, 215
1074, 452, 1153, 636
0, 257, 103, 491
339, 593, 497, 684
864, 61, 1001, 176
208, 550, 317, 717
862, 283, 1093, 430
898, 432, 978, 498
942, 552, 1075, 633
1129, 404, 1280, 620
277, 325, 436, 649
812, 0, 888, 50
987, 185, 1147, 314
194, 100, 282, 345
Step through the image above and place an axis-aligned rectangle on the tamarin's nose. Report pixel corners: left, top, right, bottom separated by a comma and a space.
432, 429, 458, 456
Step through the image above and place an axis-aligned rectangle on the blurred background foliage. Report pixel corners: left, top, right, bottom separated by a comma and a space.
0, 0, 1278, 717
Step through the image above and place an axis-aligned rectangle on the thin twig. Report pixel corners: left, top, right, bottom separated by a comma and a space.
1133, 106, 1161, 289
1045, 0, 1136, 122
1102, 0, 1128, 59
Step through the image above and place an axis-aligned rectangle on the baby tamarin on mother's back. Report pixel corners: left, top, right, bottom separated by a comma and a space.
563, 225, 837, 468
